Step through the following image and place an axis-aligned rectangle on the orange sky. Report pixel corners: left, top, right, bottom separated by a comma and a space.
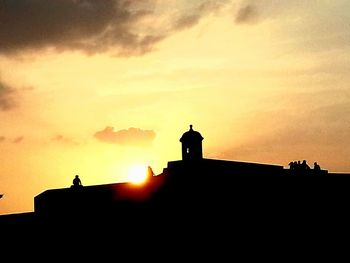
1, 0, 350, 215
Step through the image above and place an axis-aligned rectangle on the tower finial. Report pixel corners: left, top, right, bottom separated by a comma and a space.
189, 124, 193, 130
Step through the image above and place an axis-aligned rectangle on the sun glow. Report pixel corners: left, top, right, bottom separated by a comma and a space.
127, 165, 148, 184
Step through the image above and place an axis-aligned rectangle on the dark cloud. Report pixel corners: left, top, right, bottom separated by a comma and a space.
0, 0, 160, 55
0, 136, 5, 142
12, 136, 24, 143
0, 81, 16, 111
235, 5, 259, 24
0, 0, 227, 56
94, 126, 156, 146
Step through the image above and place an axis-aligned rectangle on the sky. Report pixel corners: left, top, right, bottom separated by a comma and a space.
1, 0, 350, 215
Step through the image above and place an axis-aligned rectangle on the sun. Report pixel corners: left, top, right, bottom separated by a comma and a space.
127, 165, 148, 184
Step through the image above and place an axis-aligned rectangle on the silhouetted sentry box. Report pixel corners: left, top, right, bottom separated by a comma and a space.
180, 125, 204, 161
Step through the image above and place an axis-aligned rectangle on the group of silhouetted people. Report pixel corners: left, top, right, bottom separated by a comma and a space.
289, 160, 321, 172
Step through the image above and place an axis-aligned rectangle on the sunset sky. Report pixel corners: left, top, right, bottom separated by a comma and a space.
1, 0, 350, 215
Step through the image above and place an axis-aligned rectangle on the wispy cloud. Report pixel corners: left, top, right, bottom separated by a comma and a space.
51, 134, 79, 146
171, 0, 227, 30
94, 126, 156, 146
12, 136, 24, 144
234, 0, 305, 24
235, 4, 259, 24
0, 81, 16, 111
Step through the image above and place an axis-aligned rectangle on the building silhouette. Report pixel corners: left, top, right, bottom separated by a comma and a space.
1, 125, 350, 242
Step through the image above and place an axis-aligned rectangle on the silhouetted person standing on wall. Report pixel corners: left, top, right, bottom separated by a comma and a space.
314, 162, 321, 171
314, 162, 321, 174
297, 161, 301, 171
301, 160, 310, 170
72, 175, 82, 188
289, 161, 295, 170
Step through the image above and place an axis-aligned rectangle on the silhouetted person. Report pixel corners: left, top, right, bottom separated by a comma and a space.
296, 161, 301, 171
289, 161, 295, 170
293, 161, 298, 170
301, 160, 310, 170
314, 162, 321, 171
72, 175, 82, 188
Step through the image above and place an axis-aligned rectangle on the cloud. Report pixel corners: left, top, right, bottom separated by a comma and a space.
0, 0, 228, 56
0, 0, 147, 55
0, 136, 28, 144
235, 5, 259, 24
0, 81, 17, 111
51, 135, 79, 146
12, 136, 24, 144
233, 0, 308, 25
172, 1, 227, 30
94, 126, 156, 146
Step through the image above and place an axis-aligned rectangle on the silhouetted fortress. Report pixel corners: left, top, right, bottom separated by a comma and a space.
2, 125, 350, 238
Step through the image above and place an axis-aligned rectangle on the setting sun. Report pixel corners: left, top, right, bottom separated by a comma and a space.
127, 165, 148, 184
